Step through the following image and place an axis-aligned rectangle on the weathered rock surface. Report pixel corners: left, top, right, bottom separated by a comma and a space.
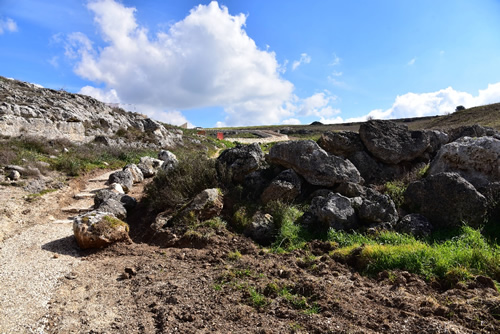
108, 170, 134, 193
318, 131, 365, 157
428, 136, 500, 190
267, 140, 362, 187
0, 76, 182, 147
243, 211, 276, 246
137, 156, 164, 177
94, 189, 137, 211
446, 124, 498, 142
356, 188, 398, 225
260, 169, 302, 204
395, 214, 433, 237
187, 188, 224, 221
158, 150, 178, 172
217, 143, 265, 183
310, 193, 358, 230
359, 120, 429, 164
404, 172, 488, 228
123, 164, 144, 184
96, 199, 127, 220
73, 211, 130, 249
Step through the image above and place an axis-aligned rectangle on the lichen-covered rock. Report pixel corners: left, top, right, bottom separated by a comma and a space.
428, 136, 500, 190
217, 143, 265, 183
310, 193, 358, 230
137, 156, 164, 177
267, 140, 362, 187
73, 211, 130, 249
318, 131, 365, 157
108, 170, 134, 193
404, 172, 488, 228
359, 120, 429, 164
158, 150, 178, 172
260, 169, 302, 204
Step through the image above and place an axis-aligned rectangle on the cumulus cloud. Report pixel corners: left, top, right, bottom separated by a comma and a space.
297, 92, 339, 118
282, 118, 301, 125
346, 83, 500, 122
292, 53, 311, 71
66, 0, 294, 126
0, 17, 18, 34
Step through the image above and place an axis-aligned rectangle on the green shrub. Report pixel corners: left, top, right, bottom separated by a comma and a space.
266, 201, 306, 251
144, 151, 218, 212
383, 180, 407, 208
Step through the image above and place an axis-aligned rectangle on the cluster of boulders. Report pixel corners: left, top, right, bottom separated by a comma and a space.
74, 119, 500, 249
214, 121, 499, 244
72, 150, 179, 249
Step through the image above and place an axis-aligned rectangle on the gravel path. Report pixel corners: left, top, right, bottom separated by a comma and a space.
0, 222, 81, 333
0, 170, 116, 333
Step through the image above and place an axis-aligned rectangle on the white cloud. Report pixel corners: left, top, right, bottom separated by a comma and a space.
329, 53, 341, 66
407, 57, 416, 66
0, 17, 18, 34
79, 85, 120, 103
297, 92, 339, 117
66, 0, 294, 126
282, 118, 301, 125
349, 83, 500, 121
292, 53, 311, 71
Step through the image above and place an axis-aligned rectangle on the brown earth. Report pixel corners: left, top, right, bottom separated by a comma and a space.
1, 171, 500, 333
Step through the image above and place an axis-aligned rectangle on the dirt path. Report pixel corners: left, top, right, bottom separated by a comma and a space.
0, 170, 118, 333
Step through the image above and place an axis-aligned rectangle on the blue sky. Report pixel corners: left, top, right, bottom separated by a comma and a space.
1, 0, 500, 127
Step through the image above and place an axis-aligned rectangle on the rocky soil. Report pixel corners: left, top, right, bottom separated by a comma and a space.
1, 170, 499, 333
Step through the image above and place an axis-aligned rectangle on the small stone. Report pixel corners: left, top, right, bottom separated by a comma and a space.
124, 267, 137, 276
65, 272, 77, 280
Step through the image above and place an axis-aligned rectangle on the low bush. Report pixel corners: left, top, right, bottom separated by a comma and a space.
144, 151, 218, 212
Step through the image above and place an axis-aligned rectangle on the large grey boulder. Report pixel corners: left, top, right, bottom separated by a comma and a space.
424, 130, 449, 156
108, 169, 134, 192
187, 188, 224, 221
428, 136, 500, 190
123, 164, 144, 184
359, 120, 429, 164
137, 156, 164, 177
217, 143, 265, 183
267, 140, 362, 187
317, 131, 365, 157
404, 172, 488, 228
260, 169, 302, 204
73, 211, 130, 249
356, 188, 398, 225
310, 193, 358, 230
158, 150, 178, 172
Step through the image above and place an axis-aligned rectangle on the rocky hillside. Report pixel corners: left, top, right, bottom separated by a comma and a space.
0, 76, 182, 148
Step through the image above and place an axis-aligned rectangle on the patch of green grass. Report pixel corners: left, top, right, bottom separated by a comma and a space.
330, 226, 500, 282
227, 250, 242, 261
248, 287, 268, 309
382, 180, 407, 208
266, 201, 308, 252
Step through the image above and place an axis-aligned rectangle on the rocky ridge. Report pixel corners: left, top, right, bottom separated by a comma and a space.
0, 76, 182, 148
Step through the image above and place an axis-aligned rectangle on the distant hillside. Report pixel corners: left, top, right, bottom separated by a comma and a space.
210, 103, 500, 136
